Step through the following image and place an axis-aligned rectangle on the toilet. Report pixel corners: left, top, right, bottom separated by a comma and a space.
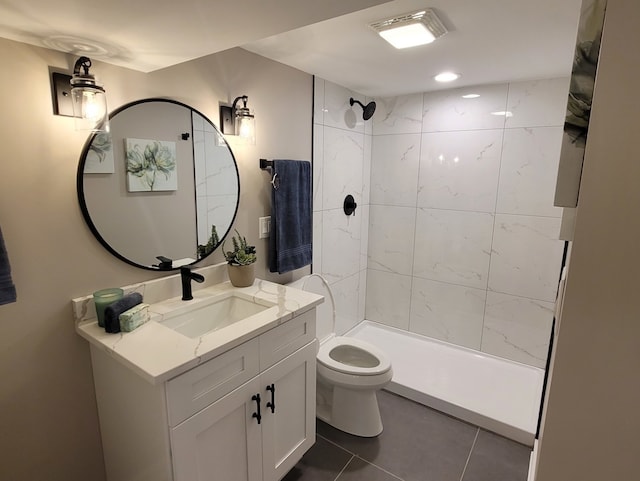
288, 274, 392, 437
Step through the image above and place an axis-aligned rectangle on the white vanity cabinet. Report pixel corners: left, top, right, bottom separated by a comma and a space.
89, 308, 317, 481
170, 342, 316, 481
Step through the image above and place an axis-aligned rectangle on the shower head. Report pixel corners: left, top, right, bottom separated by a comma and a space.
350, 97, 377, 121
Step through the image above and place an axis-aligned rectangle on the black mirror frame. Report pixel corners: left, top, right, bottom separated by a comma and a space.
76, 98, 240, 271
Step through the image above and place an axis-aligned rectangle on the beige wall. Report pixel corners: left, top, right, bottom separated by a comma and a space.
536, 0, 640, 479
0, 39, 311, 481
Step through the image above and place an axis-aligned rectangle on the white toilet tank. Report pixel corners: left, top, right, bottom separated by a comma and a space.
287, 275, 335, 341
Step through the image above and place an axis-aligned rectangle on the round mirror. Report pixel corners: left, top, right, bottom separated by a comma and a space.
77, 98, 240, 270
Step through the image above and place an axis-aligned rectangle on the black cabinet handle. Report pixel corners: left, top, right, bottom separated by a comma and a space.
252, 394, 262, 424
266, 384, 276, 413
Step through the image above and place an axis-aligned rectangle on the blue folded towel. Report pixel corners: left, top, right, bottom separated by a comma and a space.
104, 292, 143, 333
0, 225, 16, 306
269, 159, 312, 274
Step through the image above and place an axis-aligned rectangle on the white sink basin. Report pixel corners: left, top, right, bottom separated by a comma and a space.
159, 292, 274, 339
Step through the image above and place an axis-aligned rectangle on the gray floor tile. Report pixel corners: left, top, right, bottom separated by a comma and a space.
336, 457, 401, 481
462, 429, 531, 481
317, 390, 478, 481
282, 436, 353, 481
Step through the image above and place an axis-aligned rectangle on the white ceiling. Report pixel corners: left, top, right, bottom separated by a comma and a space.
243, 0, 583, 97
0, 0, 582, 97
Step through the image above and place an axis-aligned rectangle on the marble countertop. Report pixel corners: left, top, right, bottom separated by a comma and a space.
72, 265, 322, 385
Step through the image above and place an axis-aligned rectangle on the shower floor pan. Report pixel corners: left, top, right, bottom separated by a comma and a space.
345, 321, 545, 446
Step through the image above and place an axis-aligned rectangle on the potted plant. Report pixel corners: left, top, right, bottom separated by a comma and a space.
223, 230, 257, 287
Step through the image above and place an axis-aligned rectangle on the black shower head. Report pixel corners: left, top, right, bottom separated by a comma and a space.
350, 97, 377, 121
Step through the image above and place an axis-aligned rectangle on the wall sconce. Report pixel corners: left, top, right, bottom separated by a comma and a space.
219, 95, 255, 144
52, 56, 110, 132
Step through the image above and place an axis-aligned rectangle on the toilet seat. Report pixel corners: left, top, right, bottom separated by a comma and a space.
317, 337, 392, 376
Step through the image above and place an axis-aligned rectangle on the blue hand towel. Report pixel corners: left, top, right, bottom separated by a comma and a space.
269, 159, 312, 274
104, 292, 143, 333
0, 225, 16, 306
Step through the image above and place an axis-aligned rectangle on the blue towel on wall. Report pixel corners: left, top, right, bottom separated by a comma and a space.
269, 159, 312, 274
0, 225, 17, 305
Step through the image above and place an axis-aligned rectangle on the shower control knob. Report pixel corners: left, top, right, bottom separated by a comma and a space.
344, 195, 357, 216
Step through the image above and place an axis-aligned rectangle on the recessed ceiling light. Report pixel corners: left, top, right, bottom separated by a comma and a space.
370, 9, 448, 49
491, 111, 513, 117
434, 72, 460, 82
462, 94, 480, 99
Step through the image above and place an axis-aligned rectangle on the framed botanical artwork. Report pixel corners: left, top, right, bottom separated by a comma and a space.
85, 132, 115, 173
125, 138, 177, 192
554, 0, 607, 208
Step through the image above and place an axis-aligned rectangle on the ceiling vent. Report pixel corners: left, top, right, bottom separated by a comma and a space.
370, 9, 448, 49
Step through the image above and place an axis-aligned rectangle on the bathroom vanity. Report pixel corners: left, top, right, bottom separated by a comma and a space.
73, 265, 322, 481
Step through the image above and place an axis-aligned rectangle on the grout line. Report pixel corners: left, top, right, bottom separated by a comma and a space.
316, 432, 357, 456
480, 103, 509, 351
317, 434, 406, 481
355, 455, 406, 480
333, 455, 356, 481
459, 428, 480, 481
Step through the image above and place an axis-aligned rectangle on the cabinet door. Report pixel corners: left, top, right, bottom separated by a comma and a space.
171, 377, 263, 481
261, 341, 317, 481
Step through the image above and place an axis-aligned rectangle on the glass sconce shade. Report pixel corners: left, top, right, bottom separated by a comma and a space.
71, 85, 109, 131
70, 57, 110, 132
235, 108, 255, 144
220, 95, 255, 144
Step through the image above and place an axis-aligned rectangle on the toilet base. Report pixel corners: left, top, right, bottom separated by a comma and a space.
316, 378, 384, 437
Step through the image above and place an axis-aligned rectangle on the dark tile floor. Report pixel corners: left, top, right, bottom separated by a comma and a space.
283, 390, 531, 481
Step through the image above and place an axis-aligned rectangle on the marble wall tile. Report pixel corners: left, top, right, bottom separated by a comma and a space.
204, 142, 239, 195
505, 78, 570, 128
497, 127, 564, 217
409, 278, 486, 350
422, 83, 509, 132
365, 97, 374, 136
321, 208, 361, 284
358, 269, 367, 322
312, 211, 322, 274
370, 133, 421, 207
192, 111, 205, 131
481, 291, 554, 368
368, 205, 416, 275
313, 124, 324, 211
413, 208, 494, 289
331, 273, 361, 335
313, 77, 325, 125
206, 195, 237, 242
324, 80, 365, 132
372, 93, 423, 135
365, 269, 412, 330
488, 214, 563, 302
193, 129, 206, 198
359, 204, 370, 271
362, 133, 372, 205
418, 130, 503, 212
322, 126, 364, 211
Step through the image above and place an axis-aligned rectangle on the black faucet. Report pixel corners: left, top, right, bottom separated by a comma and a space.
181, 266, 205, 301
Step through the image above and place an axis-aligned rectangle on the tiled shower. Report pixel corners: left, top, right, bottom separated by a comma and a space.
313, 76, 568, 369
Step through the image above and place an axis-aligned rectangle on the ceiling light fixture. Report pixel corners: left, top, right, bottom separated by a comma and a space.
491, 111, 514, 117
434, 72, 460, 82
462, 94, 480, 99
370, 9, 448, 49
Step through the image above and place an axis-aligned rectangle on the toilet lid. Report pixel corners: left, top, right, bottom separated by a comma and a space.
317, 337, 392, 376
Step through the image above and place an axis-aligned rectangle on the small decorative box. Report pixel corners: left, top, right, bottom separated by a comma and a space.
118, 303, 149, 332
